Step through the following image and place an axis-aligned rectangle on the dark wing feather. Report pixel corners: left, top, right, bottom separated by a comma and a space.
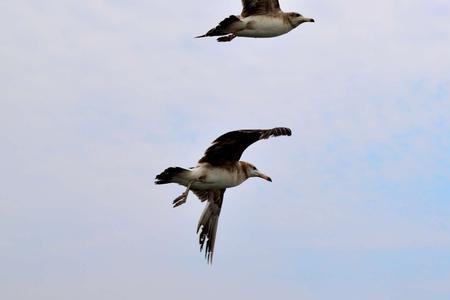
192, 190, 210, 202
197, 189, 225, 264
241, 0, 281, 17
198, 127, 292, 166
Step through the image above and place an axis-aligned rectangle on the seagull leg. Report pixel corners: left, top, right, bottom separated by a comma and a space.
173, 181, 194, 208
217, 34, 236, 42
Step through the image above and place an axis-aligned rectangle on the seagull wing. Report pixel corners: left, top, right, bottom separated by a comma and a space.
198, 127, 292, 166
192, 190, 209, 202
241, 0, 281, 17
197, 189, 225, 263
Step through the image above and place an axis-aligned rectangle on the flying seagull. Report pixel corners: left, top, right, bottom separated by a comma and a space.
196, 0, 314, 42
155, 127, 292, 263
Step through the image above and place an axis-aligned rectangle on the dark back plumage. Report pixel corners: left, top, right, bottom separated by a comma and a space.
241, 0, 281, 17
198, 127, 291, 166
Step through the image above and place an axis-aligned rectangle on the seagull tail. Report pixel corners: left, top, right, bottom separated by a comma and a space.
155, 167, 189, 184
195, 15, 241, 38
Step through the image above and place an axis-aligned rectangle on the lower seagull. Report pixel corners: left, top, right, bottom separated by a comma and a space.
155, 127, 292, 263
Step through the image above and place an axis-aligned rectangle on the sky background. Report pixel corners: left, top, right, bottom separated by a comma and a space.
1, 0, 450, 299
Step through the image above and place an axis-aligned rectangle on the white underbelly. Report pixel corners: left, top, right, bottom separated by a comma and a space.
189, 165, 245, 190
237, 16, 292, 38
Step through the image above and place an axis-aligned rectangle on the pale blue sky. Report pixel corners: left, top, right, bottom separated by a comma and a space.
1, 1, 450, 299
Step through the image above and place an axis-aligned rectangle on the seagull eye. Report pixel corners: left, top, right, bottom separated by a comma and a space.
252, 166, 257, 170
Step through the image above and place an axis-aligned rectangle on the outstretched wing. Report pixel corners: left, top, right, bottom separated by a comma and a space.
197, 189, 225, 263
241, 0, 281, 17
198, 127, 292, 166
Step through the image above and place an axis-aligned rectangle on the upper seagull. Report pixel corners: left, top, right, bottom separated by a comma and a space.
196, 0, 314, 42
155, 127, 292, 263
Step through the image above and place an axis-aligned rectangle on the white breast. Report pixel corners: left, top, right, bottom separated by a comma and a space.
189, 164, 247, 190
237, 15, 292, 38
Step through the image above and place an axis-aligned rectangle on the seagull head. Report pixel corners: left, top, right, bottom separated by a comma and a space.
243, 162, 272, 182
287, 12, 315, 27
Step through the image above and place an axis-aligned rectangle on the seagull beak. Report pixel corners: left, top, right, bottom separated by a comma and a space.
256, 171, 272, 182
308, 18, 315, 22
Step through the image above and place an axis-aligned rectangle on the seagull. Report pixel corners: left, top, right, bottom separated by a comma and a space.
196, 0, 314, 42
155, 127, 292, 263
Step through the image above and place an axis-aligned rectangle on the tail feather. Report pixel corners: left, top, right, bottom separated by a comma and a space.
155, 167, 188, 184
196, 15, 241, 38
